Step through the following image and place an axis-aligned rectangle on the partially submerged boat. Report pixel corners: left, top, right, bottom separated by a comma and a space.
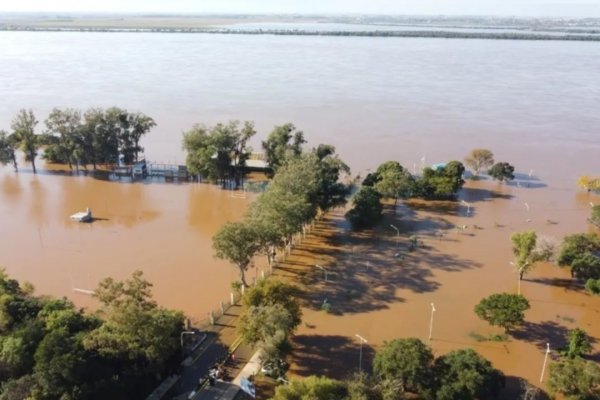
70, 208, 92, 222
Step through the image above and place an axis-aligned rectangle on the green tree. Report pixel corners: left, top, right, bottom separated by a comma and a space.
372, 338, 434, 395
43, 108, 83, 170
474, 293, 530, 332
10, 109, 40, 174
557, 233, 600, 281
547, 358, 600, 400
84, 271, 184, 376
242, 279, 302, 329
591, 205, 600, 227
433, 348, 505, 400
561, 328, 592, 359
272, 375, 346, 400
415, 161, 465, 199
511, 231, 554, 280
346, 372, 378, 400
464, 148, 494, 176
262, 123, 305, 174
585, 278, 600, 295
125, 112, 156, 163
312, 144, 351, 211
182, 121, 255, 185
213, 221, 260, 287
577, 175, 600, 192
373, 161, 414, 207
346, 187, 383, 229
488, 162, 515, 182
0, 131, 18, 172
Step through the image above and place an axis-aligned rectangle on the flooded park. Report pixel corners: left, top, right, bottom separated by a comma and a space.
1, 28, 599, 396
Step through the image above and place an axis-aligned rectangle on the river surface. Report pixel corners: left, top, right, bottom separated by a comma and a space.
0, 31, 599, 391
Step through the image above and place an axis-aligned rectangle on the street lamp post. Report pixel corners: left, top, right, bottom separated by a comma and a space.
355, 334, 368, 373
429, 303, 436, 341
540, 343, 550, 383
390, 224, 400, 246
315, 265, 328, 282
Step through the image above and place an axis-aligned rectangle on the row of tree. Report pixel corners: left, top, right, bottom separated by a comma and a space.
0, 108, 155, 173
0, 269, 183, 400
463, 148, 515, 182
272, 337, 506, 400
212, 127, 350, 286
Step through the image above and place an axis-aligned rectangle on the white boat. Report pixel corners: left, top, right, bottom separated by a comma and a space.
70, 208, 92, 222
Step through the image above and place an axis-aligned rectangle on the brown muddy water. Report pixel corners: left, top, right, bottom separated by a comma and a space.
274, 181, 600, 396
1, 31, 600, 393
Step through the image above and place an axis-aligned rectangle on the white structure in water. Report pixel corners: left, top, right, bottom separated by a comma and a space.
70, 208, 92, 222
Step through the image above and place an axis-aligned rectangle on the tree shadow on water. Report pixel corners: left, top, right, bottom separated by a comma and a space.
511, 320, 571, 351
290, 334, 374, 380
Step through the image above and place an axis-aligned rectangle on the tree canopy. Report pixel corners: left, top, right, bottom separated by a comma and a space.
433, 348, 505, 400
474, 293, 530, 332
488, 162, 515, 182
414, 161, 465, 199
372, 338, 434, 395
372, 161, 414, 205
577, 175, 600, 192
182, 120, 255, 185
345, 186, 383, 229
0, 269, 182, 400
0, 131, 18, 172
591, 205, 600, 227
272, 375, 347, 400
261, 123, 305, 174
511, 231, 554, 279
556, 233, 600, 281
10, 109, 40, 174
213, 221, 261, 287
547, 357, 600, 400
464, 148, 494, 176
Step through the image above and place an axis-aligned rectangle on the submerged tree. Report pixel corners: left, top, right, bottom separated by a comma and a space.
345, 186, 383, 229
561, 328, 592, 359
11, 109, 40, 174
547, 358, 600, 400
557, 233, 600, 281
372, 161, 414, 207
414, 161, 465, 199
43, 108, 83, 169
464, 148, 494, 176
489, 162, 515, 182
0, 130, 18, 172
474, 293, 530, 333
511, 231, 554, 280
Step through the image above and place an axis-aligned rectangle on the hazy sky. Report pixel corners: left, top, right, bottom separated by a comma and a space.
1, 0, 599, 17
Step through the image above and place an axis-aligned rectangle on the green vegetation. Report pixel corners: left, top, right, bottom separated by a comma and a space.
547, 358, 600, 400
271, 375, 347, 400
213, 221, 261, 287
0, 131, 18, 172
373, 338, 434, 395
464, 148, 494, 176
511, 231, 554, 280
345, 187, 383, 229
561, 328, 592, 359
182, 120, 255, 185
474, 293, 530, 332
0, 269, 182, 400
414, 161, 466, 200
243, 286, 298, 383
585, 278, 600, 295
433, 348, 505, 400
591, 205, 600, 227
557, 233, 600, 281
261, 123, 305, 175
10, 109, 41, 173
488, 162, 515, 182
371, 161, 414, 206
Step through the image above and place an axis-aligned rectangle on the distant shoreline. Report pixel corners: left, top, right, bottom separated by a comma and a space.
1, 26, 599, 41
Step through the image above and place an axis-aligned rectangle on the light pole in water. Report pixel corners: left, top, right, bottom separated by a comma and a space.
540, 343, 550, 383
429, 303, 436, 341
355, 334, 368, 373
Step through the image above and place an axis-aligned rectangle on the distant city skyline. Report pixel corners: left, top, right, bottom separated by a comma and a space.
1, 0, 600, 17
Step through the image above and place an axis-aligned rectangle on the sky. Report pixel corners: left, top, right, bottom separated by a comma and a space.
0, 0, 599, 17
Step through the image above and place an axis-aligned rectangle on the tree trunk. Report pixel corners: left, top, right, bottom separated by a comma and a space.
239, 267, 249, 288
519, 270, 525, 280
30, 151, 37, 174
11, 155, 17, 172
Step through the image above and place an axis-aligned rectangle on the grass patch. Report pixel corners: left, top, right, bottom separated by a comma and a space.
469, 332, 509, 342
556, 314, 575, 323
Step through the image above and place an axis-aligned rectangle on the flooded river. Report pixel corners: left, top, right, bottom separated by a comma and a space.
0, 30, 599, 392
